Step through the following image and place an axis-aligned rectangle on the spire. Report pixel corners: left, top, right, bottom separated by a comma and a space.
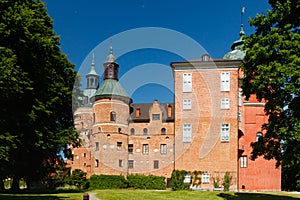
87, 52, 98, 76
105, 38, 117, 63
240, 6, 245, 37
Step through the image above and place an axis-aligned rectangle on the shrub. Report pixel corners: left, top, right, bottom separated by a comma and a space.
223, 172, 232, 191
171, 170, 190, 191
89, 174, 127, 189
66, 169, 89, 189
127, 174, 166, 190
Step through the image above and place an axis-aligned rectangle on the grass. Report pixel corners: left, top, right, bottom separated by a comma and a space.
0, 190, 300, 200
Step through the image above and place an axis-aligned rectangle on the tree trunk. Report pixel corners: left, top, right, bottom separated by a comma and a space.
11, 176, 20, 191
0, 177, 4, 191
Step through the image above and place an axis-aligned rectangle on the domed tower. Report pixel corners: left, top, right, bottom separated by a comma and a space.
91, 45, 132, 175
223, 25, 246, 60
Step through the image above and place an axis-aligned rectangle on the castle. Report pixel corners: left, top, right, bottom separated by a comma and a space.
69, 30, 281, 191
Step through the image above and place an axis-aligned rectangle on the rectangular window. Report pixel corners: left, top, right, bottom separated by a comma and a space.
238, 90, 243, 106
142, 144, 149, 155
238, 112, 241, 122
221, 98, 230, 109
221, 124, 230, 142
117, 142, 122, 151
221, 72, 230, 91
95, 159, 99, 167
152, 114, 160, 120
202, 173, 210, 183
183, 73, 192, 92
240, 156, 247, 168
128, 144, 133, 154
128, 160, 134, 169
183, 124, 192, 142
95, 142, 99, 151
119, 159, 123, 167
183, 99, 192, 110
160, 144, 167, 154
154, 160, 159, 169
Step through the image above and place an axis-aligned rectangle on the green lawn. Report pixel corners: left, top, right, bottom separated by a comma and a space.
0, 190, 300, 200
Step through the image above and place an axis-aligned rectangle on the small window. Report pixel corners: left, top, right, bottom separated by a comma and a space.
154, 160, 159, 169
136, 108, 140, 117
119, 159, 123, 167
183, 73, 192, 92
130, 128, 135, 135
183, 99, 192, 110
128, 160, 134, 169
161, 128, 166, 135
202, 173, 210, 183
143, 128, 148, 135
142, 144, 149, 155
221, 72, 230, 91
128, 144, 133, 154
95, 142, 99, 151
93, 113, 96, 123
160, 144, 167, 154
83, 153, 86, 157
95, 159, 99, 167
238, 90, 243, 106
117, 142, 122, 151
221, 98, 230, 109
183, 124, 192, 142
184, 174, 191, 183
256, 132, 263, 141
238, 112, 241, 122
110, 111, 116, 121
240, 156, 247, 168
152, 114, 160, 120
221, 124, 230, 142
167, 104, 172, 118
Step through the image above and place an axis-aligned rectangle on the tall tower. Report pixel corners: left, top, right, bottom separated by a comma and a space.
83, 53, 100, 105
91, 45, 132, 175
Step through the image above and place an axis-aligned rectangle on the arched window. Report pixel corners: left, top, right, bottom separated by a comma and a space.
161, 128, 166, 135
130, 128, 135, 135
110, 111, 116, 121
256, 132, 263, 141
143, 128, 148, 135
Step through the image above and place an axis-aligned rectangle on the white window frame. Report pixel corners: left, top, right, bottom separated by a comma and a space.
221, 98, 230, 109
183, 99, 192, 110
160, 144, 167, 154
221, 123, 230, 142
142, 144, 149, 155
183, 124, 192, 142
128, 160, 134, 169
183, 73, 192, 92
240, 156, 247, 168
221, 72, 230, 91
202, 173, 210, 183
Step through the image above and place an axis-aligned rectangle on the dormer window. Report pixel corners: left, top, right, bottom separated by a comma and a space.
152, 114, 160, 120
202, 54, 210, 61
110, 111, 116, 121
136, 108, 140, 117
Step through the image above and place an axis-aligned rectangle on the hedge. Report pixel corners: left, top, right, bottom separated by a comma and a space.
127, 174, 166, 190
89, 174, 127, 189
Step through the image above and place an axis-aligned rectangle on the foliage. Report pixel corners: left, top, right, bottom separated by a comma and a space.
89, 174, 127, 189
0, 0, 80, 190
126, 174, 166, 190
171, 170, 190, 191
241, 0, 300, 191
191, 170, 202, 188
212, 176, 221, 188
222, 172, 232, 191
65, 169, 88, 190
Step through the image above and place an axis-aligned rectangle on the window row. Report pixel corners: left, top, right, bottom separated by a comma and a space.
130, 128, 166, 135
182, 72, 231, 93
128, 160, 160, 169
182, 98, 231, 110
184, 173, 211, 184
182, 123, 230, 143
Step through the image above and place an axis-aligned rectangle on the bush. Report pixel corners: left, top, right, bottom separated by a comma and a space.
127, 174, 166, 190
171, 170, 190, 191
89, 174, 127, 189
223, 172, 232, 191
66, 169, 89, 189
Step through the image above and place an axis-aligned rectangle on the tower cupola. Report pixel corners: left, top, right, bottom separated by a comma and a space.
103, 45, 119, 80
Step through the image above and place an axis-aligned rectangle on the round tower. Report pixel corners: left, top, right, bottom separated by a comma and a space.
91, 45, 132, 175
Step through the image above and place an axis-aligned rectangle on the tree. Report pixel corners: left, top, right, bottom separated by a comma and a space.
242, 0, 300, 190
0, 0, 80, 190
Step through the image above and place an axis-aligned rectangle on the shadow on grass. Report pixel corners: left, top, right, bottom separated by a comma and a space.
0, 194, 68, 200
218, 192, 300, 200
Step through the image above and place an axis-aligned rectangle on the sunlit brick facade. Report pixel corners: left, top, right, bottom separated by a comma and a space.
69, 39, 281, 191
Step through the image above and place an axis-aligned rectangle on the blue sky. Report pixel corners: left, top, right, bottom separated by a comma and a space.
44, 0, 270, 103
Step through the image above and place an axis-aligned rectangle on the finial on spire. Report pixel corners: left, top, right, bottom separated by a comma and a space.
240, 6, 245, 37
110, 38, 113, 54
91, 52, 95, 66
